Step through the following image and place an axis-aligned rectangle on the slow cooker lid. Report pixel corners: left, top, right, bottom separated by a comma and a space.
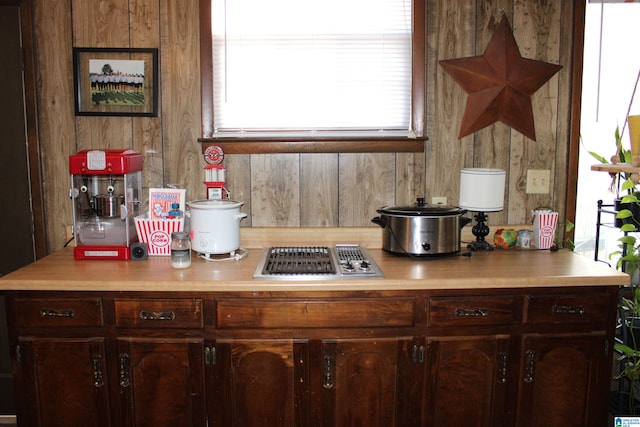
187, 199, 243, 210
378, 198, 464, 216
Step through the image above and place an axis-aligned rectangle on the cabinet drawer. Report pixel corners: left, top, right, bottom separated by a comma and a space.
525, 294, 610, 325
427, 296, 518, 327
216, 298, 416, 329
114, 299, 204, 328
15, 298, 104, 327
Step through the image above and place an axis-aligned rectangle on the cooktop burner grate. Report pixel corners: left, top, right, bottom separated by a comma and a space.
262, 246, 336, 275
254, 244, 383, 280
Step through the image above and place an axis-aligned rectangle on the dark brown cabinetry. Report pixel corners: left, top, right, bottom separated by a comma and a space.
116, 338, 207, 427
210, 338, 308, 426
321, 337, 422, 427
424, 336, 512, 426
4, 286, 617, 427
16, 337, 111, 427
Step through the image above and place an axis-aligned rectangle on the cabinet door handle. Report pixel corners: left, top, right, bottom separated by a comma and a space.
552, 305, 585, 315
322, 356, 334, 389
523, 350, 535, 383
412, 345, 425, 363
455, 308, 488, 317
139, 310, 176, 321
40, 308, 74, 318
91, 355, 104, 387
119, 353, 131, 388
497, 352, 508, 384
204, 346, 216, 365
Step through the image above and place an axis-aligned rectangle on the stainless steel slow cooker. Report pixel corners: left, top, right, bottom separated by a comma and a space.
372, 198, 471, 256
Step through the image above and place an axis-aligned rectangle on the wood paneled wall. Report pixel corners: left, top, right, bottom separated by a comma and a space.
33, 0, 576, 252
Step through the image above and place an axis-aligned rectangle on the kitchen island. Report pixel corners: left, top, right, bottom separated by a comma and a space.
0, 228, 628, 427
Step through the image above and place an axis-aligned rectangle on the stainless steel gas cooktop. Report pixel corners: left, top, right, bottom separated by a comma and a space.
253, 244, 383, 280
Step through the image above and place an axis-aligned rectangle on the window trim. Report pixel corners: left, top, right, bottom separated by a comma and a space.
198, 0, 426, 154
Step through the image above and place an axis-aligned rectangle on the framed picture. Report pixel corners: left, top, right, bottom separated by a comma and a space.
73, 47, 158, 117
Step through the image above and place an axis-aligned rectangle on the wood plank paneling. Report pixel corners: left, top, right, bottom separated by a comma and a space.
160, 0, 201, 198
338, 154, 395, 226
427, 1, 476, 210
300, 154, 339, 227
30, 0, 578, 251
72, 0, 133, 155
473, 3, 513, 226
509, 0, 563, 224
396, 153, 426, 205
225, 154, 252, 224
129, 0, 163, 196
33, 0, 76, 252
251, 154, 301, 226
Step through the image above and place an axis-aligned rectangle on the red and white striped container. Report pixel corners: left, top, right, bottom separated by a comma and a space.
532, 210, 558, 250
135, 214, 184, 256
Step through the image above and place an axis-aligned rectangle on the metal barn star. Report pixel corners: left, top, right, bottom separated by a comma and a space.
439, 16, 562, 141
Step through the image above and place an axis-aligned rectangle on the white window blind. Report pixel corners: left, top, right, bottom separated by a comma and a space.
211, 0, 413, 137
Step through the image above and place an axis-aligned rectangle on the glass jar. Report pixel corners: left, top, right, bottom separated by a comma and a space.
171, 231, 191, 269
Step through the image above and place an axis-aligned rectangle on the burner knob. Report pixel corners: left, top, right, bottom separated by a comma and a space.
360, 260, 370, 271
344, 261, 355, 272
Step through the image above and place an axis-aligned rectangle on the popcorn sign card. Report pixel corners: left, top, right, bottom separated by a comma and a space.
149, 188, 186, 220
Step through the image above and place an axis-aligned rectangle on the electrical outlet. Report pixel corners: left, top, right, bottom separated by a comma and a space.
526, 169, 551, 194
432, 196, 447, 205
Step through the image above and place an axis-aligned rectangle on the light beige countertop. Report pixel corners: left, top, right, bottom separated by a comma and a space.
0, 227, 628, 292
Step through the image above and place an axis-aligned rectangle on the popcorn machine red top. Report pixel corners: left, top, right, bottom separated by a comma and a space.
69, 149, 143, 260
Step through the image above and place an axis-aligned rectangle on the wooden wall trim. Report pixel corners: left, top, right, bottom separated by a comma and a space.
565, 0, 586, 240
19, 0, 47, 258
199, 138, 427, 154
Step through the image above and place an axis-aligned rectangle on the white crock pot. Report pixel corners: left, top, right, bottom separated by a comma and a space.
186, 199, 247, 255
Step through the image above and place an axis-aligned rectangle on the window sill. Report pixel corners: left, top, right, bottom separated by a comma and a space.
198, 136, 427, 154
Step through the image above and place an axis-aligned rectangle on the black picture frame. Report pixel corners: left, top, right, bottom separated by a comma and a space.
73, 47, 158, 117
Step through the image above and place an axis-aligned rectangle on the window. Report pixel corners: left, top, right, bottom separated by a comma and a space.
199, 0, 426, 153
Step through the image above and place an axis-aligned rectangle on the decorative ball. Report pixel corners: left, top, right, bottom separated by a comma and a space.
493, 228, 517, 249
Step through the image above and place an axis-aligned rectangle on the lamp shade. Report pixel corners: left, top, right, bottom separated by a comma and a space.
459, 168, 506, 212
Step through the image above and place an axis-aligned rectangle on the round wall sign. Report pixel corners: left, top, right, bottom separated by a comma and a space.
204, 145, 225, 165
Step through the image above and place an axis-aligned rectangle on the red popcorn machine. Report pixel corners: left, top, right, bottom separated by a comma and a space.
69, 149, 143, 260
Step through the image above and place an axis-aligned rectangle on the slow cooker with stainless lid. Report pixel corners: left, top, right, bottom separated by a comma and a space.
372, 198, 472, 256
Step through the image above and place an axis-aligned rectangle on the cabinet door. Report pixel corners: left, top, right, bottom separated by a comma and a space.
117, 338, 206, 427
320, 337, 422, 427
515, 334, 609, 427
15, 337, 110, 427
210, 339, 309, 427
423, 336, 512, 427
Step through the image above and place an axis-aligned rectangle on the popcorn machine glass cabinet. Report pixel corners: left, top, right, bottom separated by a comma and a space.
70, 153, 143, 260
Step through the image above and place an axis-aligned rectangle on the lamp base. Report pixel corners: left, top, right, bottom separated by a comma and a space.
467, 211, 494, 251
468, 239, 494, 251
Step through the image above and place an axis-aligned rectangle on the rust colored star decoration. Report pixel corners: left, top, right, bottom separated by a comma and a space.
439, 16, 562, 141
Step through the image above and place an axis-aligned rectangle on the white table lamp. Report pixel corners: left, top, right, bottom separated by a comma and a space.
459, 168, 506, 251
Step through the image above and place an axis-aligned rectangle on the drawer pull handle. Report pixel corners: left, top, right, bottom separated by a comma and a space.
139, 310, 176, 321
552, 305, 585, 315
455, 308, 488, 317
40, 308, 74, 318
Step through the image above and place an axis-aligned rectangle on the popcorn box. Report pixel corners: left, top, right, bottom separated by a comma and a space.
533, 210, 558, 250
135, 213, 184, 256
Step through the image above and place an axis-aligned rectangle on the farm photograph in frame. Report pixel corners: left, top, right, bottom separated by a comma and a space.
73, 47, 158, 116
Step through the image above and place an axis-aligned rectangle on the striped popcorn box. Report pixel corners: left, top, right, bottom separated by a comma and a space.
135, 214, 184, 256
532, 210, 558, 250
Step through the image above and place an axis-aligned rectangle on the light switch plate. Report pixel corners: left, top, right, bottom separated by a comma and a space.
526, 169, 551, 194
